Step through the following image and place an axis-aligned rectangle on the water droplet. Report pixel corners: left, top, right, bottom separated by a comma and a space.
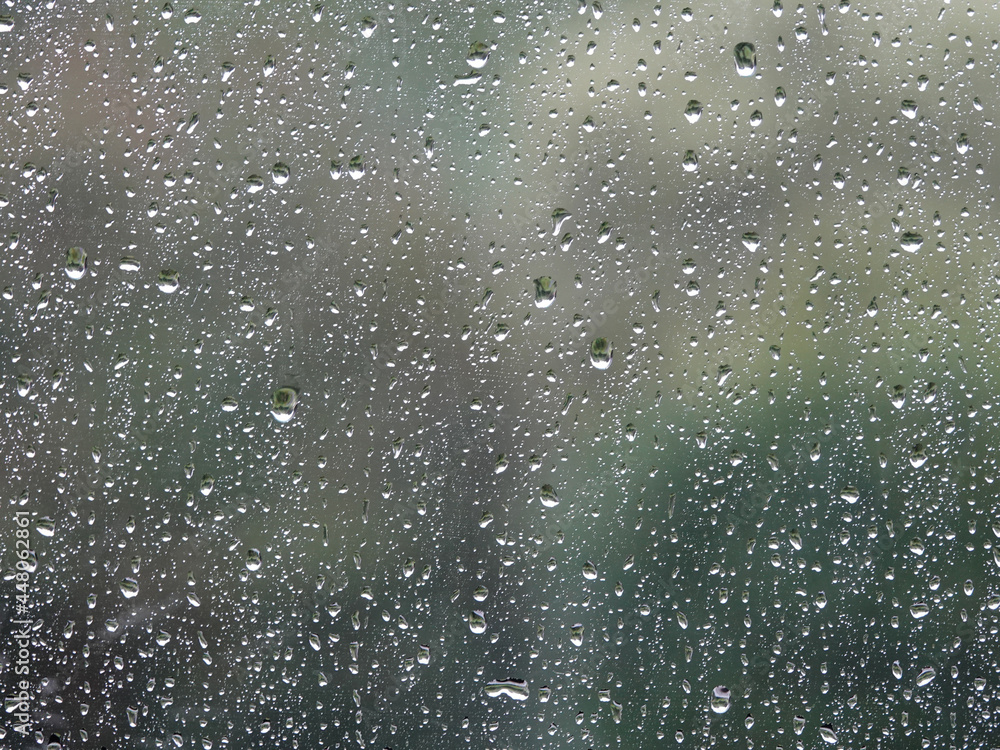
347, 155, 366, 180
539, 484, 560, 507
915, 666, 936, 686
200, 474, 215, 496
710, 685, 731, 714
684, 100, 703, 123
774, 86, 786, 106
570, 623, 585, 646
582, 561, 598, 580
360, 16, 377, 38
819, 725, 838, 744
590, 337, 613, 369
119, 256, 141, 272
909, 444, 927, 468
734, 42, 756, 76
485, 679, 529, 700
246, 548, 262, 571
900, 232, 923, 253
466, 41, 491, 68
120, 578, 139, 599
65, 247, 87, 280
552, 207, 572, 235
271, 162, 290, 185
469, 610, 487, 634
534, 276, 557, 308
157, 269, 180, 293
901, 99, 918, 119
271, 387, 300, 423
890, 384, 907, 409
741, 231, 761, 251
910, 602, 930, 618
682, 150, 699, 172
840, 486, 860, 504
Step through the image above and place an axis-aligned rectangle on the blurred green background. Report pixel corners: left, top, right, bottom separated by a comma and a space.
2, 1, 999, 748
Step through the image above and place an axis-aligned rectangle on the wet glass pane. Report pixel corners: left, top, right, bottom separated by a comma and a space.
2, 2, 999, 748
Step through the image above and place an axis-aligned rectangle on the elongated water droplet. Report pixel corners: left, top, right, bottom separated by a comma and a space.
485, 679, 529, 700
915, 666, 936, 686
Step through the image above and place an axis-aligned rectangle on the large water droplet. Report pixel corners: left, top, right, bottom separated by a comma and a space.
819, 725, 838, 744
539, 484, 560, 507
271, 387, 299, 423
710, 686, 731, 714
120, 578, 139, 599
157, 269, 180, 293
466, 41, 491, 68
485, 679, 529, 700
915, 666, 936, 686
65, 247, 87, 280
590, 337, 613, 369
899, 232, 923, 253
469, 611, 487, 634
271, 162, 290, 185
684, 100, 703, 123
734, 42, 756, 76
534, 276, 557, 308
246, 548, 262, 571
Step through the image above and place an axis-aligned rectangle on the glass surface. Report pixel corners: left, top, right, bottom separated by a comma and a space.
2, 2, 999, 748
